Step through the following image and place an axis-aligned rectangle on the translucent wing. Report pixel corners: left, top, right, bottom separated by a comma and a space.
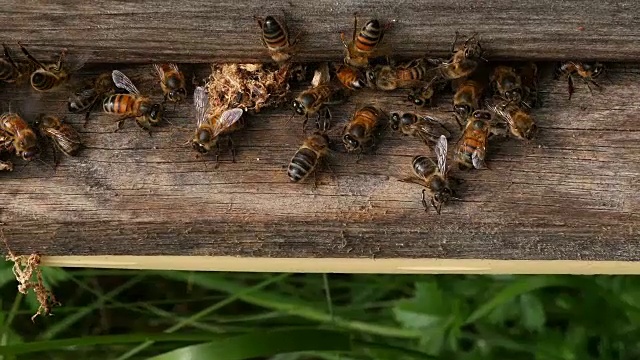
434, 135, 448, 174
193, 86, 209, 127
311, 63, 330, 87
45, 127, 81, 154
419, 116, 451, 139
211, 108, 244, 137
153, 63, 164, 80
168, 63, 180, 72
66, 52, 90, 73
111, 70, 140, 95
484, 98, 514, 128
472, 151, 485, 169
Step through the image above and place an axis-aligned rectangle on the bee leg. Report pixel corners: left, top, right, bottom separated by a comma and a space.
54, 48, 67, 72
567, 75, 575, 100
253, 15, 263, 28
316, 108, 331, 132
2, 44, 18, 70
114, 117, 129, 133
83, 97, 99, 128
214, 142, 221, 169
134, 118, 153, 137
51, 142, 60, 170
351, 12, 358, 42
420, 189, 429, 213
312, 170, 318, 190
302, 115, 309, 133
451, 31, 460, 54
227, 136, 236, 163
17, 42, 47, 69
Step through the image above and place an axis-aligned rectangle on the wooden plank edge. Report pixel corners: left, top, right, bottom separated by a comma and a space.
41, 256, 640, 275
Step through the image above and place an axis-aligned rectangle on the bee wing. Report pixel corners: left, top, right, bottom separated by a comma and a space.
434, 135, 448, 174
472, 151, 486, 169
111, 70, 140, 95
193, 86, 209, 127
66, 52, 90, 73
45, 127, 81, 150
484, 98, 514, 128
153, 63, 165, 80
420, 115, 451, 138
211, 108, 244, 137
311, 63, 331, 87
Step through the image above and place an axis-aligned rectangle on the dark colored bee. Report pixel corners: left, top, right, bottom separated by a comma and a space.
287, 132, 330, 184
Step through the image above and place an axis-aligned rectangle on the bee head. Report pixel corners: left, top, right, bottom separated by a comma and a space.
168, 87, 187, 103
293, 94, 313, 115
400, 113, 417, 127
148, 103, 163, 124
18, 135, 39, 161
524, 123, 537, 140
432, 187, 453, 215
342, 134, 360, 151
34, 114, 58, 131
591, 63, 604, 77
192, 128, 214, 154
504, 88, 522, 102
454, 104, 471, 119
389, 113, 401, 131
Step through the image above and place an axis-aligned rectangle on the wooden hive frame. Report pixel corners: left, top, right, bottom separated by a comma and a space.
0, 0, 638, 273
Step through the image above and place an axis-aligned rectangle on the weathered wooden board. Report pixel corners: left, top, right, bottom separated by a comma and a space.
0, 62, 637, 261
1, 0, 640, 63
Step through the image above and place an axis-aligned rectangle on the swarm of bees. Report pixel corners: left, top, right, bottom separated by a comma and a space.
0, 14, 608, 216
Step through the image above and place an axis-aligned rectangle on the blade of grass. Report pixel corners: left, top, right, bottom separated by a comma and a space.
138, 304, 224, 333
38, 274, 145, 340
0, 293, 23, 360
145, 329, 352, 360
323, 274, 334, 319
464, 276, 577, 324
0, 333, 226, 355
162, 272, 421, 339
115, 273, 290, 360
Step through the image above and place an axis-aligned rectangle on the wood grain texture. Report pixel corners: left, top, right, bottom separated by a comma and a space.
0, 62, 637, 260
1, 0, 639, 63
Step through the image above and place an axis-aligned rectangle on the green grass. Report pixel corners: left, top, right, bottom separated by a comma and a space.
2, 259, 640, 360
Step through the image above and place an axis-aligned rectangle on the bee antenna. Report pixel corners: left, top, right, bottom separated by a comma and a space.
36, 158, 55, 171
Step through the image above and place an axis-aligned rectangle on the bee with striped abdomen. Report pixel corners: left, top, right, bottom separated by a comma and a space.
556, 61, 604, 100
0, 44, 35, 84
455, 110, 506, 170
452, 79, 486, 128
366, 58, 432, 91
18, 43, 85, 92
192, 86, 245, 166
335, 64, 366, 90
103, 70, 164, 135
389, 112, 450, 146
400, 135, 454, 214
35, 115, 82, 165
341, 13, 387, 68
154, 63, 186, 103
0, 112, 39, 161
293, 63, 344, 132
407, 79, 447, 107
491, 65, 523, 102
68, 73, 115, 126
255, 15, 298, 64
484, 97, 536, 141
342, 105, 386, 153
429, 32, 483, 81
287, 131, 330, 185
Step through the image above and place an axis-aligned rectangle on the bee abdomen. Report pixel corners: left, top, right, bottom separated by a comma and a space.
31, 71, 59, 91
288, 147, 319, 182
262, 17, 288, 49
412, 155, 435, 177
103, 94, 134, 114
355, 20, 382, 52
0, 61, 17, 82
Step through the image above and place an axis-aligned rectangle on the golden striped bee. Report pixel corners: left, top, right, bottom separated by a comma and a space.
154, 63, 187, 103
35, 115, 82, 165
68, 73, 115, 126
255, 15, 298, 64
342, 105, 386, 153
293, 63, 344, 132
0, 112, 39, 161
556, 61, 603, 99
18, 43, 85, 92
389, 112, 450, 146
401, 135, 454, 214
454, 110, 505, 170
428, 32, 483, 81
0, 44, 35, 84
287, 132, 330, 185
366, 58, 432, 91
103, 70, 164, 135
485, 97, 536, 141
192, 86, 245, 166
340, 13, 387, 68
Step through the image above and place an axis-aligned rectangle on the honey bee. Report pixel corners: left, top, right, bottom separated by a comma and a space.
452, 79, 486, 128
342, 105, 386, 153
389, 112, 450, 146
192, 86, 245, 165
18, 43, 84, 92
340, 13, 387, 68
335, 64, 366, 90
0, 159, 13, 171
491, 65, 522, 102
454, 110, 502, 170
68, 73, 114, 126
255, 15, 298, 64
154, 63, 186, 103
366, 58, 432, 91
292, 63, 344, 131
0, 44, 35, 84
400, 135, 454, 214
287, 131, 330, 184
0, 112, 39, 161
35, 115, 82, 165
485, 97, 536, 141
429, 32, 483, 81
556, 61, 604, 99
103, 70, 164, 135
